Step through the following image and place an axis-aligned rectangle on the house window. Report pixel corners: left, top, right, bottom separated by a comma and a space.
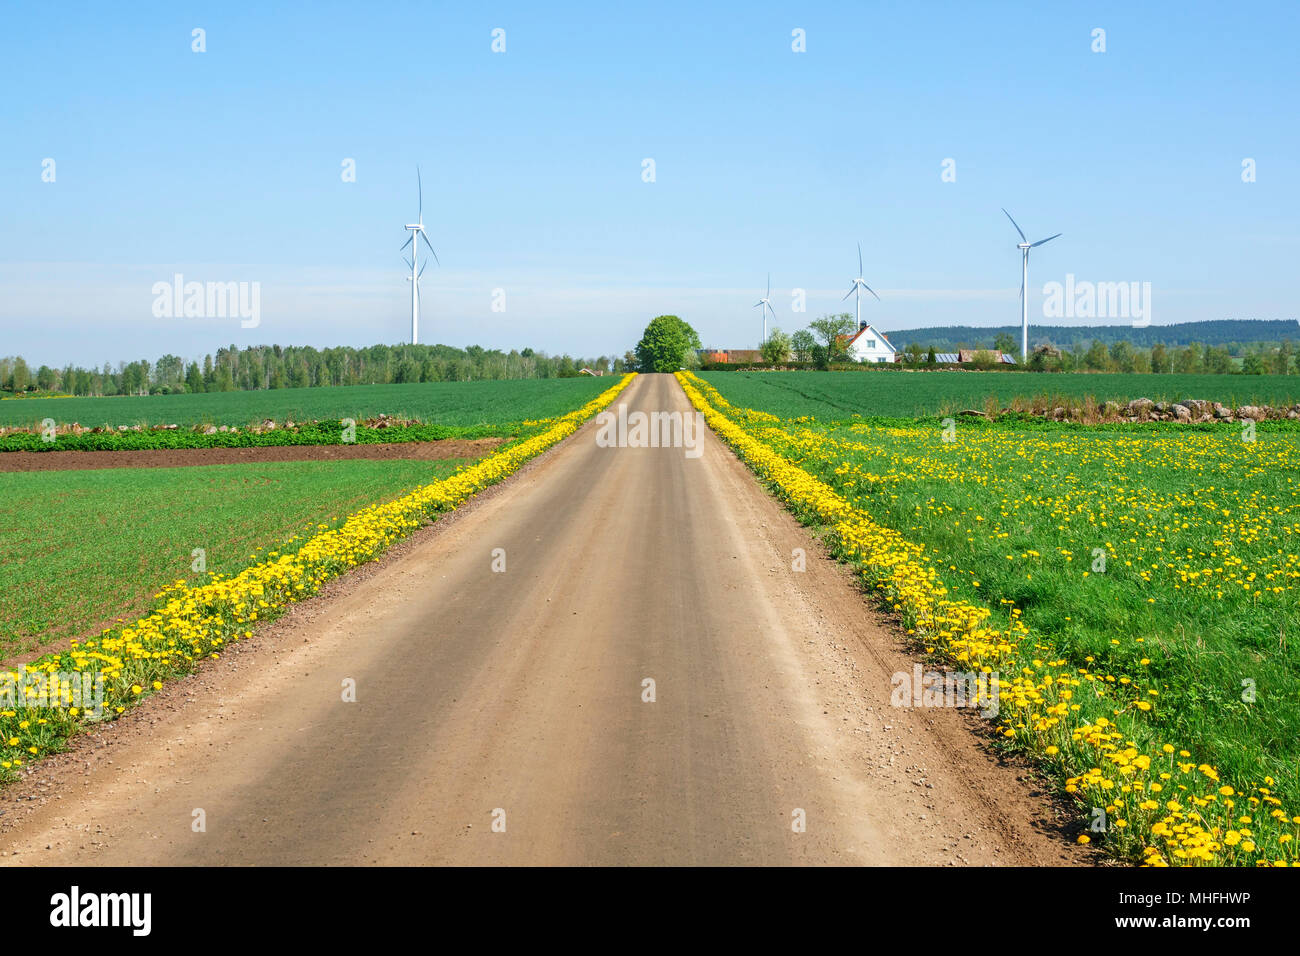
864, 337, 875, 346
876, 357, 886, 363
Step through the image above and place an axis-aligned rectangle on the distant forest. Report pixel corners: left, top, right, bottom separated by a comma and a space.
0, 343, 636, 397
888, 319, 1299, 351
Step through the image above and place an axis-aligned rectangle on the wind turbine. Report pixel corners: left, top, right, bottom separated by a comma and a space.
1001, 209, 1061, 363
400, 167, 440, 345
753, 273, 776, 347
841, 242, 880, 330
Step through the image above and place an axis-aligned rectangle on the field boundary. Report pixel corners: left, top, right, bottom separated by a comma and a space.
697, 369, 1300, 424
0, 437, 502, 472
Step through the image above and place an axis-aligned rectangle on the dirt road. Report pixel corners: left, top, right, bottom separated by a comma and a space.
0, 374, 1076, 865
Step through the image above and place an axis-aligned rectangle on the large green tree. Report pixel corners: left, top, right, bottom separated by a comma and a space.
8, 356, 31, 392
808, 314, 856, 362
1150, 342, 1169, 373
1084, 339, 1111, 371
634, 315, 702, 372
761, 328, 792, 364
790, 329, 816, 362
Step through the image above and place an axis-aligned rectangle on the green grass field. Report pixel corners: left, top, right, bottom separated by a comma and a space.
763, 419, 1300, 794
0, 458, 470, 663
700, 370, 1300, 420
0, 377, 613, 429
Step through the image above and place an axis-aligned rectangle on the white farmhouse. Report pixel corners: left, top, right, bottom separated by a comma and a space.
842, 323, 898, 364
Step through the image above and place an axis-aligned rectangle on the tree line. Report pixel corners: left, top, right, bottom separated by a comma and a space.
0, 343, 639, 396
754, 315, 1296, 373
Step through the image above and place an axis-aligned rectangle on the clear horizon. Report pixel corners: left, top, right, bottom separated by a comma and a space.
3, 1, 1297, 367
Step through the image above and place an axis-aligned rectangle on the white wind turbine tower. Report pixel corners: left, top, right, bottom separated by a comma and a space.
400, 167, 440, 345
841, 242, 880, 329
753, 273, 776, 347
1001, 209, 1061, 363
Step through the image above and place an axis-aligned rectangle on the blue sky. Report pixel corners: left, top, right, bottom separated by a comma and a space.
2, 0, 1297, 366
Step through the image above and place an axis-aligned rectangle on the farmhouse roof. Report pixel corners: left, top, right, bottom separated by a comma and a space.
839, 324, 897, 353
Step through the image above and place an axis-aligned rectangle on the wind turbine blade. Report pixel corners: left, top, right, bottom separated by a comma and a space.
1002, 208, 1026, 242
766, 301, 776, 319
858, 242, 863, 276
400, 235, 413, 252
862, 283, 881, 302
841, 285, 857, 301
1030, 233, 1062, 248
420, 231, 440, 266
418, 261, 427, 279
417, 166, 423, 219
403, 257, 414, 272
766, 272, 771, 297
1019, 275, 1024, 301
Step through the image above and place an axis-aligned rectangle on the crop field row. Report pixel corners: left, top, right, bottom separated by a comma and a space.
0, 421, 504, 453
0, 377, 614, 429
0, 459, 472, 663
698, 370, 1300, 420
684, 370, 1300, 866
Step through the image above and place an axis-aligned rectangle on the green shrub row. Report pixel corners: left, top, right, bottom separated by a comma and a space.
0, 421, 516, 453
